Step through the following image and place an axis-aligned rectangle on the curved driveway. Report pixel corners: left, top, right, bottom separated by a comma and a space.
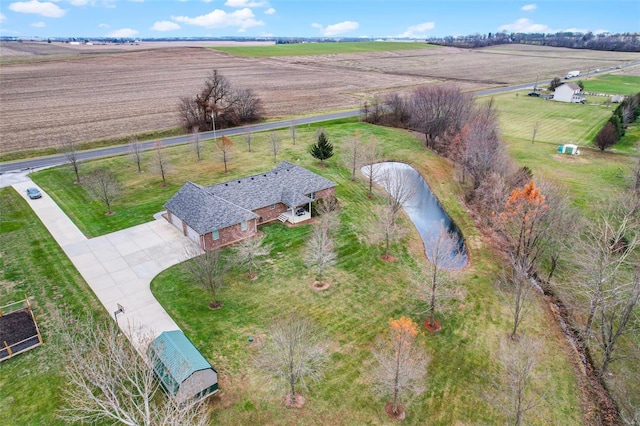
12, 179, 201, 346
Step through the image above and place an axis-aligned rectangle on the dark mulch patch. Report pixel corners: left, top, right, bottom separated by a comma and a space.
0, 308, 39, 359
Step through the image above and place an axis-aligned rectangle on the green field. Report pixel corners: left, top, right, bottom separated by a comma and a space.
212, 41, 437, 57
0, 189, 107, 426
583, 74, 640, 95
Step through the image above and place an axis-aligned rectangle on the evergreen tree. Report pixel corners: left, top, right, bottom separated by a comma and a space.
310, 131, 334, 164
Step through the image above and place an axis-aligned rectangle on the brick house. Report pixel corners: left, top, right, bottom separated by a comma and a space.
164, 161, 337, 250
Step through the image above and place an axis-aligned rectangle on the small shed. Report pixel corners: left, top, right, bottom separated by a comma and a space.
148, 330, 218, 401
611, 94, 625, 104
557, 144, 580, 155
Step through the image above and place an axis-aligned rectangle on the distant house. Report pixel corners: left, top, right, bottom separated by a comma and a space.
554, 83, 585, 103
148, 330, 218, 402
165, 161, 337, 250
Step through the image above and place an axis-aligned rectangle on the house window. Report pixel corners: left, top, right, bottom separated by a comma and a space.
308, 191, 316, 200
241, 221, 247, 231
212, 229, 219, 240
270, 204, 276, 210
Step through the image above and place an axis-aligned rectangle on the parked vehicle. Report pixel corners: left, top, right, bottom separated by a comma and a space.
295, 207, 306, 217
565, 70, 580, 79
26, 188, 42, 199
528, 92, 540, 97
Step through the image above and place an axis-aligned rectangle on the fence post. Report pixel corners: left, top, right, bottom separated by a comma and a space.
4, 341, 12, 357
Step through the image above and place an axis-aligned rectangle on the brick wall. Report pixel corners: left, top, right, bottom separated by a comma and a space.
202, 219, 257, 250
253, 203, 288, 224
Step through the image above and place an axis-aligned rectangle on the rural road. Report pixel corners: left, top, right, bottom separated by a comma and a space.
1, 62, 638, 174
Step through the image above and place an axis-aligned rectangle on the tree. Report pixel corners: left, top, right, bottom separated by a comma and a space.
409, 85, 473, 151
215, 135, 234, 173
303, 223, 337, 285
233, 234, 272, 280
83, 168, 122, 215
245, 130, 253, 152
384, 92, 410, 127
153, 140, 170, 186
499, 258, 535, 340
309, 130, 334, 165
232, 87, 264, 124
129, 136, 143, 173
191, 126, 203, 161
361, 136, 383, 198
379, 166, 417, 225
549, 77, 562, 91
530, 121, 540, 145
416, 221, 466, 331
489, 335, 543, 426
369, 203, 407, 261
57, 318, 209, 426
343, 130, 363, 181
182, 244, 228, 309
290, 120, 297, 145
595, 122, 618, 151
61, 140, 81, 184
371, 317, 428, 418
497, 180, 549, 271
257, 314, 328, 407
269, 132, 280, 163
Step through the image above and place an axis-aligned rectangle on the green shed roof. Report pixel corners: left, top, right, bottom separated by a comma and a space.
149, 330, 215, 386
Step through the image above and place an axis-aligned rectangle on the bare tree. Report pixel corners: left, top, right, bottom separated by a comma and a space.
61, 139, 81, 183
379, 166, 417, 224
191, 126, 203, 162
488, 335, 543, 426
361, 136, 383, 198
409, 85, 473, 151
416, 221, 465, 331
215, 135, 234, 174
233, 234, 272, 280
499, 259, 535, 340
182, 244, 228, 309
269, 132, 280, 163
368, 203, 407, 261
233, 87, 264, 124
153, 140, 170, 186
303, 224, 337, 285
531, 121, 540, 145
384, 92, 410, 127
83, 168, 122, 215
57, 318, 209, 426
371, 317, 428, 418
257, 314, 328, 407
244, 130, 253, 152
290, 120, 297, 145
595, 122, 618, 151
343, 130, 363, 181
129, 136, 143, 173
315, 194, 340, 235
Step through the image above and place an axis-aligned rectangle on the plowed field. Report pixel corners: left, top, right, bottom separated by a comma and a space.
1, 42, 638, 153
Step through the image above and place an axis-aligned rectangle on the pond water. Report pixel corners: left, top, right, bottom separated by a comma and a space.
362, 162, 468, 269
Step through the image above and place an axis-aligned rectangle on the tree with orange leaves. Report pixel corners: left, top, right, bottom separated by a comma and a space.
371, 317, 429, 419
215, 135, 234, 173
497, 180, 549, 270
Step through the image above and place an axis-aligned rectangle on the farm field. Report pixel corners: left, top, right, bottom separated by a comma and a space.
583, 74, 640, 94
1, 42, 638, 155
211, 41, 437, 56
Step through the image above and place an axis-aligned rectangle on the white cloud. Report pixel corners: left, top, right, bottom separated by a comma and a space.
397, 21, 435, 38
70, 0, 89, 5
521, 4, 536, 11
264, 7, 275, 15
31, 21, 46, 27
498, 18, 551, 33
563, 27, 590, 34
9, 0, 67, 18
151, 20, 180, 31
98, 22, 109, 28
225, 0, 266, 7
312, 20, 359, 36
172, 8, 264, 31
108, 28, 139, 37
0, 13, 5, 23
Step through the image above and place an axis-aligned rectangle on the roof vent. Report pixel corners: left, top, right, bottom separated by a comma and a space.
263, 174, 267, 177
251, 177, 254, 180
225, 183, 228, 186
238, 181, 241, 183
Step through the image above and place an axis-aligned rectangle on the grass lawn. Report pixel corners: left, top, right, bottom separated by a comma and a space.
0, 188, 107, 426
211, 41, 437, 57
582, 74, 640, 95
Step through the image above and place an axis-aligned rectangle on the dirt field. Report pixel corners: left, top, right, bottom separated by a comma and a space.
1, 42, 638, 154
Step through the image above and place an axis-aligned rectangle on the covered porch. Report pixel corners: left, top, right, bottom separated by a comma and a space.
277, 204, 311, 224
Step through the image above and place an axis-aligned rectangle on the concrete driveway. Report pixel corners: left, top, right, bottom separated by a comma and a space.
12, 179, 201, 343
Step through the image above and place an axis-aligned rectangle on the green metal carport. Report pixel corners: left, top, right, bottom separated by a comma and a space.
148, 330, 218, 402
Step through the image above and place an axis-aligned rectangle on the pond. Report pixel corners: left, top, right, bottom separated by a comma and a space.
362, 162, 468, 269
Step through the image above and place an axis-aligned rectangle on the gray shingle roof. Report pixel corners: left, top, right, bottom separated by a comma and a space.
165, 162, 336, 236
164, 182, 258, 234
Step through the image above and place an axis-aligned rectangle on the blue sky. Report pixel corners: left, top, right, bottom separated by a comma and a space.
0, 0, 638, 39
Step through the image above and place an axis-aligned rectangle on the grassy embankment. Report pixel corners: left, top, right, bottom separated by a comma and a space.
25, 120, 583, 424
0, 189, 106, 426
211, 41, 437, 57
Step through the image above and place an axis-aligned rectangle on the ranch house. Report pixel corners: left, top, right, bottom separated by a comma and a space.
164, 161, 337, 250
553, 82, 585, 103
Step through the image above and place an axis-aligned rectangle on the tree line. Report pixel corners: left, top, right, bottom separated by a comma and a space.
595, 92, 640, 151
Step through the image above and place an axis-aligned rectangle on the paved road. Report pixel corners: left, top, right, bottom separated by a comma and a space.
2, 61, 637, 174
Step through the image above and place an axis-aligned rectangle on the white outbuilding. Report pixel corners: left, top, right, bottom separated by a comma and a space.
554, 83, 585, 103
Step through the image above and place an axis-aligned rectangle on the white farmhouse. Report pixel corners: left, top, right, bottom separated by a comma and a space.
554, 83, 585, 103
